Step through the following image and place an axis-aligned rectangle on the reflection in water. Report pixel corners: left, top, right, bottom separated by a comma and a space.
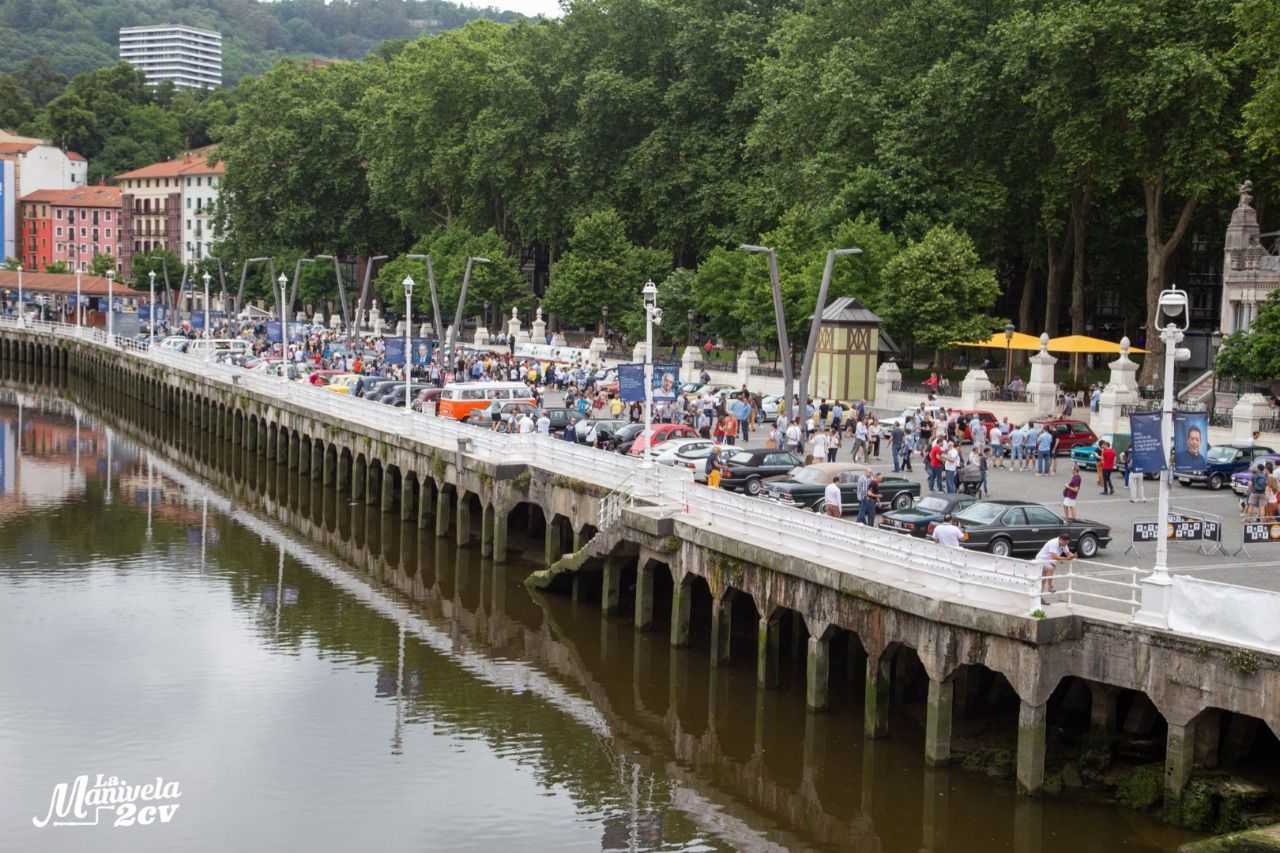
0, 377, 1197, 853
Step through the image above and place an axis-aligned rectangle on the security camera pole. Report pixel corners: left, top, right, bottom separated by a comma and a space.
740, 245, 793, 420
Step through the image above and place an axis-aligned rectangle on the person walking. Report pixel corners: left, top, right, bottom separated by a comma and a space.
1062, 464, 1082, 520
854, 469, 872, 524
809, 428, 828, 467
827, 427, 841, 462
857, 471, 881, 527
1100, 440, 1117, 495
1245, 463, 1268, 519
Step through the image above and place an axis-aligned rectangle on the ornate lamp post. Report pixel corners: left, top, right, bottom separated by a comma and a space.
1004, 321, 1016, 395
687, 309, 694, 346
148, 269, 157, 349
403, 275, 414, 412
641, 280, 661, 466
106, 269, 115, 341
202, 271, 212, 337
1208, 329, 1223, 422
277, 272, 289, 381
75, 268, 82, 332
601, 305, 608, 339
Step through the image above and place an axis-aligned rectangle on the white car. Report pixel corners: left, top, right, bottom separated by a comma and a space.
649, 437, 715, 465
682, 445, 750, 481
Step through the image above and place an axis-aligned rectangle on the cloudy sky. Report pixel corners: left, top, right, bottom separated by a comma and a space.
467, 0, 564, 18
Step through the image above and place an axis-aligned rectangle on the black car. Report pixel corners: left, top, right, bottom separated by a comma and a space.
383, 383, 436, 407
941, 500, 1111, 558
607, 423, 646, 453
576, 418, 626, 446
879, 493, 976, 537
541, 407, 578, 434
764, 463, 919, 511
719, 449, 805, 495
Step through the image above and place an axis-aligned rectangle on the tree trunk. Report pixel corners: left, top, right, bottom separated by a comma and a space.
1069, 182, 1093, 334
1043, 228, 1072, 336
1017, 259, 1038, 368
1137, 174, 1199, 387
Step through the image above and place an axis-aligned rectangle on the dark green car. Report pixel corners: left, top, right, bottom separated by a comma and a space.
762, 462, 919, 512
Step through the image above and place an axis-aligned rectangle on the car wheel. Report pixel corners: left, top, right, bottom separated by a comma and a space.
745, 478, 763, 496
1077, 533, 1099, 558
1208, 473, 1224, 491
892, 492, 911, 510
989, 537, 1013, 558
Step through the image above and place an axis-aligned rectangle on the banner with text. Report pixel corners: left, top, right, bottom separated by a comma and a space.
618, 363, 681, 403
1132, 513, 1222, 543
1243, 522, 1280, 544
1128, 411, 1165, 473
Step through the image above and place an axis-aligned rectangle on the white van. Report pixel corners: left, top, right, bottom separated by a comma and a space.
186, 339, 252, 360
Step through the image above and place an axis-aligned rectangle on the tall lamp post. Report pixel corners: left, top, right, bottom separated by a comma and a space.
277, 273, 289, 381
106, 269, 115, 341
148, 269, 157, 349
740, 245, 795, 420
687, 309, 694, 346
15, 264, 22, 326
75, 268, 82, 332
1004, 321, 1016, 395
1208, 329, 1223, 422
641, 280, 661, 466
202, 271, 212, 337
402, 275, 414, 412
601, 305, 608, 339
1135, 285, 1190, 628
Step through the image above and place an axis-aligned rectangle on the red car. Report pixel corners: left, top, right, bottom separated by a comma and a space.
954, 409, 998, 442
626, 423, 699, 456
1034, 418, 1098, 454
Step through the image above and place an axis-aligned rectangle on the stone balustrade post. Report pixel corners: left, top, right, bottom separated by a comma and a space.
737, 350, 760, 388
874, 361, 901, 408
959, 368, 994, 409
1027, 334, 1058, 418
682, 346, 701, 383
1232, 393, 1272, 443
1095, 337, 1141, 436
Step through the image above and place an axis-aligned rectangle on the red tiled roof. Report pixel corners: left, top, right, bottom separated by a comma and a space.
0, 271, 121, 297
115, 155, 224, 180
0, 142, 37, 156
66, 151, 86, 161
21, 185, 121, 207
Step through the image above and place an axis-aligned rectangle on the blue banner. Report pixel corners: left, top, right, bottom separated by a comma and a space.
138, 305, 167, 323
266, 321, 307, 343
618, 362, 681, 403
191, 310, 205, 330
384, 337, 433, 366
384, 337, 404, 364
1173, 410, 1209, 472
1128, 411, 1165, 473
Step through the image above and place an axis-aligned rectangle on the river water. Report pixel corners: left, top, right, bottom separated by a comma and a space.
0, 379, 1199, 852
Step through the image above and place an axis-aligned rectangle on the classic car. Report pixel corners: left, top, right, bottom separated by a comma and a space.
879, 493, 976, 536
717, 449, 805, 495
763, 462, 920, 510
934, 500, 1111, 558
1178, 444, 1277, 491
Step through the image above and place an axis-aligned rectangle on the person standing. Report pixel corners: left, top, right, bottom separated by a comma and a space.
785, 420, 802, 454
928, 439, 944, 491
1100, 440, 1117, 495
891, 423, 905, 472
1010, 423, 1025, 471
827, 427, 840, 462
1245, 464, 1268, 519
944, 441, 960, 494
809, 428, 828, 467
1123, 446, 1147, 503
1035, 426, 1052, 476
1062, 464, 1082, 520
857, 471, 881, 527
931, 513, 966, 548
868, 416, 881, 458
852, 418, 869, 462
1034, 534, 1075, 594
824, 476, 843, 518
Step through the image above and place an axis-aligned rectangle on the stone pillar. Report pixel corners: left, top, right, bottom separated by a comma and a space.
670, 580, 691, 647
336, 453, 350, 493
632, 340, 648, 363
1089, 683, 1118, 735
1017, 701, 1048, 795
473, 325, 488, 346
864, 655, 890, 739
312, 442, 324, 482
351, 457, 364, 502
757, 616, 779, 689
531, 312, 546, 343
682, 346, 701, 384
587, 337, 606, 363
959, 368, 995, 409
736, 350, 759, 388
550, 331, 567, 348
874, 361, 902, 408
1232, 393, 1272, 443
634, 564, 654, 630
456, 493, 471, 546
806, 635, 830, 711
492, 505, 508, 563
1165, 721, 1197, 815
710, 592, 732, 667
1094, 338, 1141, 435
400, 478, 415, 523
925, 677, 954, 766
598, 557, 621, 616
380, 469, 395, 513
544, 520, 562, 566
323, 449, 335, 486
506, 308, 522, 343
288, 434, 300, 470
480, 502, 494, 557
435, 488, 451, 538
1027, 334, 1058, 418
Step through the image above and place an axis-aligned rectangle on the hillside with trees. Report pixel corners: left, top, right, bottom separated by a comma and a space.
0, 0, 522, 82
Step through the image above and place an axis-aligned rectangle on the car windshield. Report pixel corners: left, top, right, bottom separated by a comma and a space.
916, 496, 950, 512
790, 467, 830, 484
955, 503, 1007, 524
1206, 446, 1237, 462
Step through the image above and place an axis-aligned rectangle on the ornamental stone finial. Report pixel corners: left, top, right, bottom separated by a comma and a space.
1239, 179, 1254, 208
1120, 336, 1130, 354
1039, 332, 1049, 353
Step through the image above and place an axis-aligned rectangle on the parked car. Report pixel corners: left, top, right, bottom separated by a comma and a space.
954, 409, 999, 442
681, 445, 750, 481
1033, 418, 1098, 454
607, 423, 646, 452
1071, 432, 1131, 470
880, 493, 977, 537
384, 383, 436, 407
650, 437, 717, 465
540, 407, 578, 434
762, 462, 920, 510
625, 423, 700, 456
718, 448, 805, 495
577, 418, 626, 446
935, 500, 1111, 558
465, 401, 538, 429
1178, 444, 1277, 490
1233, 454, 1280, 496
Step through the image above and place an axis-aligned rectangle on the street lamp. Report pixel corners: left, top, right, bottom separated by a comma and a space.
106, 269, 115, 341
75, 268, 82, 332
688, 309, 694, 346
1135, 285, 1191, 628
148, 269, 157, 349
277, 272, 289, 380
402, 275, 414, 412
642, 280, 661, 466
1004, 321, 1017, 393
1208, 329, 1223, 422
202, 271, 212, 337
15, 264, 22, 326
446, 256, 490, 362
797, 247, 861, 425
601, 305, 609, 338
740, 245, 795, 420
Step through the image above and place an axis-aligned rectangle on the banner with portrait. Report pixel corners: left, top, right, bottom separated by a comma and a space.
1173, 410, 1209, 472
617, 363, 681, 403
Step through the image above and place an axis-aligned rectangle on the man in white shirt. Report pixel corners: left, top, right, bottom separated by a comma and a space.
785, 422, 802, 453
943, 441, 960, 493
536, 411, 551, 434
1033, 534, 1075, 594
853, 419, 869, 461
823, 479, 842, 517
931, 514, 965, 548
517, 413, 535, 434
989, 423, 1004, 468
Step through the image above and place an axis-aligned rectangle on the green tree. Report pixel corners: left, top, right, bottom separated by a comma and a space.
878, 225, 1001, 362
43, 260, 68, 274
130, 248, 181, 292
542, 209, 668, 335
89, 254, 115, 277
1215, 290, 1280, 384
0, 73, 35, 128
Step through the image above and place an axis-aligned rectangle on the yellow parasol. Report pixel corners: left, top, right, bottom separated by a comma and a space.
951, 331, 1046, 350
1046, 334, 1146, 354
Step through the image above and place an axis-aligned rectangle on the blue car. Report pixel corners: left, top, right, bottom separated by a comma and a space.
1177, 444, 1276, 491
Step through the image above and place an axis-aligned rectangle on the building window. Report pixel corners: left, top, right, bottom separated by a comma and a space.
105, 228, 111, 238
55, 209, 62, 220
104, 211, 111, 221
80, 244, 86, 254
56, 227, 62, 237
80, 227, 86, 237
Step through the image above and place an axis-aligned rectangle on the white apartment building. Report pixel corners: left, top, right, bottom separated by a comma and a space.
118, 24, 222, 90
115, 153, 224, 278
181, 161, 221, 263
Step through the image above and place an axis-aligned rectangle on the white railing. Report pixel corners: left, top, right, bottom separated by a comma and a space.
681, 483, 1043, 614
1053, 563, 1148, 617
